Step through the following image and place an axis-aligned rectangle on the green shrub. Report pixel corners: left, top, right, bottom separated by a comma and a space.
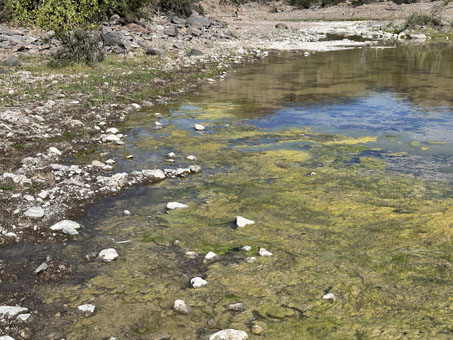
51, 29, 105, 66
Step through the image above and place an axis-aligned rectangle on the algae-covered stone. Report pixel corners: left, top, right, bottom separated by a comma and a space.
209, 329, 248, 340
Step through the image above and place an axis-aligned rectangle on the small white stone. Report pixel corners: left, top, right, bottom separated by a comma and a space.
105, 159, 116, 165
166, 202, 188, 210
259, 248, 273, 257
123, 210, 131, 216
92, 160, 105, 168
131, 103, 141, 110
310, 171, 317, 176
241, 246, 251, 252
126, 155, 134, 160
142, 169, 166, 181
246, 257, 256, 263
24, 206, 44, 219
154, 112, 162, 117
50, 220, 81, 235
194, 124, 205, 131
98, 248, 119, 262
236, 216, 254, 228
38, 190, 49, 199
209, 329, 248, 340
16, 313, 31, 322
191, 277, 208, 288
186, 155, 197, 161
77, 304, 96, 315
203, 251, 219, 264
155, 121, 163, 127
189, 165, 202, 173
48, 147, 62, 156
173, 299, 191, 314
23, 195, 34, 202
105, 134, 121, 142
185, 251, 198, 259
166, 152, 176, 158
322, 293, 336, 301
34, 262, 48, 274
106, 128, 119, 134
304, 51, 310, 57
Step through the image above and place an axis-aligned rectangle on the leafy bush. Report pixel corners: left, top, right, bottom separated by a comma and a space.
51, 29, 105, 66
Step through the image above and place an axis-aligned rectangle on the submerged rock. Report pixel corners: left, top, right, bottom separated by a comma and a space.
209, 329, 248, 340
235, 216, 254, 228
50, 220, 81, 235
166, 202, 188, 210
98, 248, 119, 262
173, 300, 191, 314
191, 277, 208, 288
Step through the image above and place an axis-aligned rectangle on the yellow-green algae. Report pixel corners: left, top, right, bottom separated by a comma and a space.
42, 123, 453, 340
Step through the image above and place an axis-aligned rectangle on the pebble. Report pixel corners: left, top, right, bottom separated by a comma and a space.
194, 124, 205, 131
131, 103, 141, 110
38, 190, 49, 199
106, 127, 119, 134
34, 262, 48, 275
166, 202, 188, 210
123, 210, 131, 216
186, 155, 197, 161
235, 216, 255, 228
92, 160, 105, 168
105, 159, 116, 165
173, 299, 191, 314
259, 248, 273, 257
189, 165, 202, 173
155, 121, 163, 127
50, 220, 81, 235
48, 147, 62, 156
251, 324, 264, 335
191, 277, 208, 288
209, 329, 248, 340
77, 304, 96, 315
226, 302, 246, 312
23, 195, 34, 202
241, 245, 251, 252
166, 152, 176, 158
18, 328, 32, 339
16, 313, 31, 322
185, 251, 198, 259
203, 251, 219, 264
322, 293, 336, 301
98, 248, 119, 262
24, 206, 44, 219
126, 155, 134, 159
246, 257, 256, 263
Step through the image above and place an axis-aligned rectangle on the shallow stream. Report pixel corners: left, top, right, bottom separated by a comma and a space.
35, 43, 453, 339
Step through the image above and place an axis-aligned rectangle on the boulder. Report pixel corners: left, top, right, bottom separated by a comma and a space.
163, 26, 178, 37
2, 55, 20, 67
103, 32, 124, 48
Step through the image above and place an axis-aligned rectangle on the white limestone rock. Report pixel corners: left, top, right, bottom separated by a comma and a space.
142, 169, 166, 181
235, 216, 254, 228
322, 293, 336, 301
98, 248, 119, 262
48, 147, 62, 156
259, 248, 273, 257
24, 206, 44, 219
0, 306, 28, 318
191, 277, 208, 288
0, 336, 16, 340
173, 300, 191, 314
77, 304, 96, 315
209, 329, 248, 340
204, 251, 219, 264
166, 202, 188, 210
194, 124, 205, 131
50, 220, 81, 235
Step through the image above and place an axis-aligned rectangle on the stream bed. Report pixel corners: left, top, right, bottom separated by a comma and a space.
15, 43, 453, 339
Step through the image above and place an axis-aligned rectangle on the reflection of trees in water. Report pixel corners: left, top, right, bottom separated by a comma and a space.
193, 43, 453, 118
